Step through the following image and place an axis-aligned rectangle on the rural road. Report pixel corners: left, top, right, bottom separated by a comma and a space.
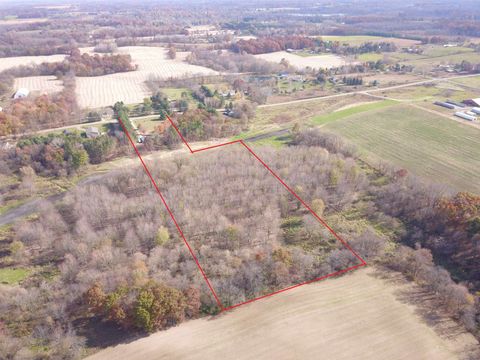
0, 198, 49, 227
0, 176, 108, 227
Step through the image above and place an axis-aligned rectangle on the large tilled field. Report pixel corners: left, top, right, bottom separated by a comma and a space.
86, 268, 478, 360
75, 46, 217, 108
14, 75, 64, 95
323, 104, 480, 193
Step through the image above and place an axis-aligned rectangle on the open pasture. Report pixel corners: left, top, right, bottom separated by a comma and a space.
319, 35, 421, 47
255, 51, 347, 70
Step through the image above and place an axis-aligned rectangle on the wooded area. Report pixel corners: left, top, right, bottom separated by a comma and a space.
1, 130, 478, 358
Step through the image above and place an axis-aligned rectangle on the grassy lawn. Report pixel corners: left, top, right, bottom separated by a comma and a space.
403, 52, 480, 71
0, 224, 12, 242
0, 267, 31, 285
255, 94, 374, 127
248, 134, 291, 148
381, 83, 476, 102
421, 45, 475, 58
320, 35, 390, 45
357, 53, 384, 62
0, 173, 75, 216
319, 35, 421, 47
450, 76, 480, 89
383, 52, 425, 62
161, 87, 202, 109
161, 88, 189, 99
311, 100, 397, 126
323, 104, 480, 193
134, 117, 164, 132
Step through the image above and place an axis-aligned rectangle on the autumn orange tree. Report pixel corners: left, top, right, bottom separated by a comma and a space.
436, 192, 480, 226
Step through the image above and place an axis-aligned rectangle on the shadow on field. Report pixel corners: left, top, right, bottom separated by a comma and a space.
74, 317, 144, 349
367, 267, 468, 339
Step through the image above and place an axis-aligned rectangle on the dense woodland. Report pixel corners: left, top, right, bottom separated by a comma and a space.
0, 49, 135, 82
0, 129, 478, 358
187, 50, 285, 74
63, 49, 137, 77
232, 36, 397, 56
232, 36, 316, 55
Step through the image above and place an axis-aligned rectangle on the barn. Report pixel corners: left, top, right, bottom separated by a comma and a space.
463, 98, 480, 107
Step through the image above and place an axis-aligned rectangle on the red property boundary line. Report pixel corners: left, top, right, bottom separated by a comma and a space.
118, 115, 367, 312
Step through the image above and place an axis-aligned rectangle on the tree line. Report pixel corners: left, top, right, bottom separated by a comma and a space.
231, 36, 316, 55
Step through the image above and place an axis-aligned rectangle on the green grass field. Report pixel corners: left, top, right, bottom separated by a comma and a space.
133, 116, 164, 132
421, 45, 474, 58
318, 35, 421, 47
323, 104, 480, 193
450, 76, 480, 89
162, 88, 189, 99
320, 35, 386, 44
0, 268, 31, 285
311, 100, 397, 126
381, 83, 477, 103
357, 53, 384, 62
403, 52, 480, 71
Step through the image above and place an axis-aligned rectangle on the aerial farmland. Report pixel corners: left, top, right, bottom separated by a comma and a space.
0, 1, 479, 359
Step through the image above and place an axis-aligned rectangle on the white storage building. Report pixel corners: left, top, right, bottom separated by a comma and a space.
14, 88, 30, 99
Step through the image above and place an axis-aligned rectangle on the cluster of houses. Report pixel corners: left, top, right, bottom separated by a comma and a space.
278, 72, 305, 82
434, 98, 480, 121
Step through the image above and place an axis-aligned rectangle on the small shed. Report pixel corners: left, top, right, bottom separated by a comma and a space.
14, 88, 29, 99
471, 107, 480, 115
445, 100, 465, 108
434, 101, 455, 109
86, 126, 101, 138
